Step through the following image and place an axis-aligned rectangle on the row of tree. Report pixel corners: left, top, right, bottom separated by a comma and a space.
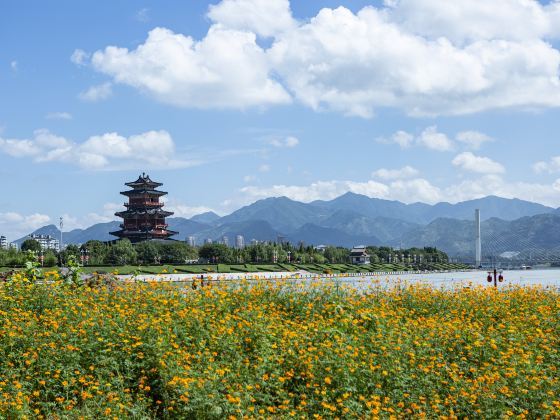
0, 238, 448, 267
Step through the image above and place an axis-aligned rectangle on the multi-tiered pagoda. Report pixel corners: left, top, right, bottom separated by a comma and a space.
110, 173, 177, 242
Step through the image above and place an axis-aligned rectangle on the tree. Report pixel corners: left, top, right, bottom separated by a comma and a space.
135, 241, 160, 265
61, 244, 80, 265
43, 250, 58, 267
106, 239, 137, 266
21, 239, 41, 252
199, 243, 231, 263
83, 240, 109, 265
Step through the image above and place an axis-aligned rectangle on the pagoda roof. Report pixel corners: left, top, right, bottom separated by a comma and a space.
125, 173, 163, 188
121, 189, 167, 197
115, 208, 173, 218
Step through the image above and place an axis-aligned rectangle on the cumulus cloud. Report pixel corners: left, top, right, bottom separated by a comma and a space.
0, 129, 194, 170
90, 27, 290, 109
533, 156, 560, 173
207, 0, 296, 37
417, 126, 453, 151
79, 82, 112, 102
81, 0, 560, 116
385, 0, 555, 44
372, 165, 419, 180
258, 164, 270, 172
268, 135, 299, 148
452, 152, 505, 174
456, 130, 494, 149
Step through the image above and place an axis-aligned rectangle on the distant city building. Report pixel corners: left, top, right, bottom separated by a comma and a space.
187, 236, 196, 247
29, 234, 60, 252
250, 239, 259, 246
349, 245, 370, 265
235, 235, 245, 249
277, 235, 287, 245
221, 235, 229, 247
0, 236, 7, 249
9, 242, 18, 251
314, 244, 327, 252
204, 238, 213, 245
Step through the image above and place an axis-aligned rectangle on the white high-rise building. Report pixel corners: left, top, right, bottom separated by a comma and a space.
0, 236, 7, 249
187, 236, 196, 247
235, 235, 245, 249
204, 238, 213, 245
221, 236, 229, 246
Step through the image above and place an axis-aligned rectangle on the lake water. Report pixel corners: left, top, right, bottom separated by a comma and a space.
341, 269, 560, 290
128, 269, 560, 290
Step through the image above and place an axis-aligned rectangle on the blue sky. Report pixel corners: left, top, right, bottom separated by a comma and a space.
1, 0, 560, 239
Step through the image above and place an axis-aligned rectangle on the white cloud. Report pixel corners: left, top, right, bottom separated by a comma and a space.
243, 175, 256, 183
385, 0, 552, 44
417, 126, 453, 151
380, 126, 452, 151
258, 164, 270, 172
452, 152, 505, 174
0, 212, 51, 241
166, 203, 217, 219
237, 174, 560, 207
82, 1, 560, 116
268, 135, 299, 148
533, 156, 560, 174
79, 82, 112, 102
10, 61, 17, 71
268, 5, 560, 117
456, 130, 493, 149
377, 130, 414, 148
207, 0, 296, 37
70, 49, 90, 66
45, 112, 72, 120
0, 129, 195, 170
372, 165, 419, 180
91, 27, 290, 109
239, 178, 441, 204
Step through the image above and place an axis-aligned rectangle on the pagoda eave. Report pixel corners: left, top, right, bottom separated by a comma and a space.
120, 189, 167, 197
115, 209, 173, 218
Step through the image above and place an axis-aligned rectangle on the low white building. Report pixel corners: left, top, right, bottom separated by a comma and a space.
29, 234, 60, 252
350, 245, 370, 265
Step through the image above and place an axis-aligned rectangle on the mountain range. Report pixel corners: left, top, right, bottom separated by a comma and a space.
16, 193, 560, 259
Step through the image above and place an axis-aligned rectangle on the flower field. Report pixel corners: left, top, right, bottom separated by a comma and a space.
1, 274, 559, 419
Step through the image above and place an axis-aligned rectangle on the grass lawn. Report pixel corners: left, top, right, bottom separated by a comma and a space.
2, 262, 472, 276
